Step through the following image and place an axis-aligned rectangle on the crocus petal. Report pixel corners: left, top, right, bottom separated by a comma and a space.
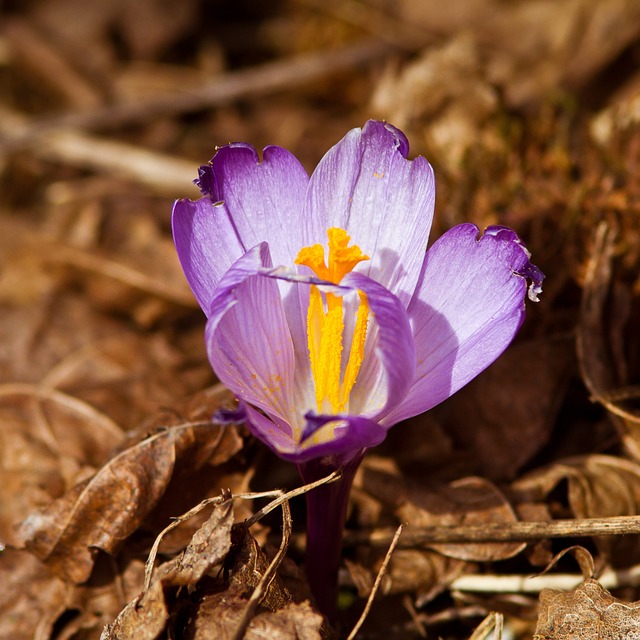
198, 143, 310, 268
205, 243, 297, 431
304, 120, 435, 307
240, 402, 300, 454
383, 223, 543, 426
262, 268, 417, 422
289, 413, 388, 464
171, 198, 244, 314
244, 405, 387, 465
340, 272, 416, 421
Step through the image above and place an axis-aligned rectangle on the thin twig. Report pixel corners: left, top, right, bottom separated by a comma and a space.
346, 524, 404, 640
343, 514, 640, 548
0, 39, 391, 152
144, 492, 231, 590
144, 469, 341, 589
244, 469, 342, 528
231, 500, 293, 640
0, 107, 199, 197
402, 594, 427, 638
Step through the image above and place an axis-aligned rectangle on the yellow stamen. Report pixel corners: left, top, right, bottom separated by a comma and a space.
340, 291, 369, 408
295, 228, 371, 414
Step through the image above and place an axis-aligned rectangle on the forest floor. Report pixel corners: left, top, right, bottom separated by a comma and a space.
1, 1, 640, 638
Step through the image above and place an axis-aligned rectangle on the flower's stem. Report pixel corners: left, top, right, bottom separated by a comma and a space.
298, 452, 364, 624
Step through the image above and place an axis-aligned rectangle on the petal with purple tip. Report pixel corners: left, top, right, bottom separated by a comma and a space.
383, 223, 543, 426
200, 143, 310, 268
244, 405, 387, 465
305, 120, 436, 307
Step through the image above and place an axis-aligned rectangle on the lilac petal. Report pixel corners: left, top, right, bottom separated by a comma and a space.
484, 226, 545, 301
262, 267, 417, 422
341, 272, 416, 421
242, 402, 300, 454
171, 198, 244, 314
242, 404, 384, 464
384, 223, 544, 426
293, 413, 387, 464
228, 269, 415, 463
205, 243, 296, 428
305, 120, 436, 307
198, 143, 310, 268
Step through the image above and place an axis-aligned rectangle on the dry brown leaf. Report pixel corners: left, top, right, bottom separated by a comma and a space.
62, 556, 147, 640
41, 332, 211, 429
153, 498, 234, 587
577, 222, 640, 458
386, 549, 466, 605
18, 422, 241, 583
437, 338, 574, 481
399, 477, 526, 562
0, 548, 70, 640
101, 579, 168, 640
104, 500, 234, 639
515, 454, 640, 520
534, 578, 640, 639
0, 385, 122, 546
186, 592, 324, 640
228, 524, 292, 612
514, 454, 640, 564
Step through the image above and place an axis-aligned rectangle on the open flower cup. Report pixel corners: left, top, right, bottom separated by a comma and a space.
172, 120, 543, 620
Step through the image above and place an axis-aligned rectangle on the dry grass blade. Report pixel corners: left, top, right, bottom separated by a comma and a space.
346, 524, 404, 640
452, 563, 640, 594
468, 611, 503, 640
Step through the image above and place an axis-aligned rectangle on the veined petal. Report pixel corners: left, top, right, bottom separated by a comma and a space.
240, 402, 300, 454
171, 198, 244, 314
243, 405, 386, 464
305, 120, 435, 307
205, 243, 296, 429
383, 223, 544, 426
198, 143, 310, 268
340, 272, 416, 421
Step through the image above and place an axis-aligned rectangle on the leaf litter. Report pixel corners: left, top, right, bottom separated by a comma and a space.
1, 0, 640, 637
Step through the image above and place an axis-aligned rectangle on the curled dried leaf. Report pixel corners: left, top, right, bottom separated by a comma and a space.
18, 422, 241, 583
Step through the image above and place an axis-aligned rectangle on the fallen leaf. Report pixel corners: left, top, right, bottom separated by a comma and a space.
399, 477, 526, 562
0, 548, 70, 640
18, 422, 241, 583
186, 592, 324, 640
534, 578, 640, 639
104, 499, 234, 639
0, 385, 122, 546
513, 454, 640, 564
437, 338, 574, 481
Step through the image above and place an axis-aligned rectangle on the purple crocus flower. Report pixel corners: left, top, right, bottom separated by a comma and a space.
172, 120, 543, 620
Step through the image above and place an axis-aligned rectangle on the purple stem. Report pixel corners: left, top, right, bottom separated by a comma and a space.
297, 451, 365, 623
